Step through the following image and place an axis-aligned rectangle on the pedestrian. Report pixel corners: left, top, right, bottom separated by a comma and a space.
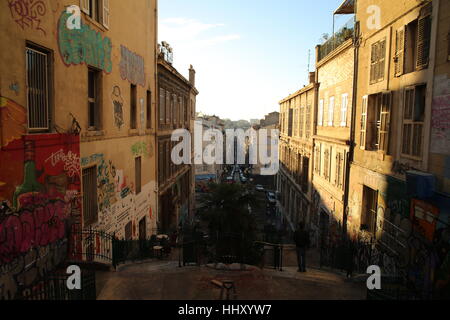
294, 222, 310, 272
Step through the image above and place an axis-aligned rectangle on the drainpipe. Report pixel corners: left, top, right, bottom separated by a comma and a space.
343, 9, 359, 240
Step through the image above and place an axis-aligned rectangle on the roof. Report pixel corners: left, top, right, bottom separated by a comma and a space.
334, 0, 355, 14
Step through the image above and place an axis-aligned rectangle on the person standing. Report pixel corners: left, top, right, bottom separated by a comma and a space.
294, 222, 310, 272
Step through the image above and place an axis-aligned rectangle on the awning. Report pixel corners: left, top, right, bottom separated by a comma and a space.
334, 0, 355, 14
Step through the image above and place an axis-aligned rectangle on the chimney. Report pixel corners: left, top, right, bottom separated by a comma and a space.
189, 65, 196, 87
309, 71, 316, 84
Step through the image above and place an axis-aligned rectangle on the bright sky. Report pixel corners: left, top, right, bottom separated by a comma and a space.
158, 0, 353, 121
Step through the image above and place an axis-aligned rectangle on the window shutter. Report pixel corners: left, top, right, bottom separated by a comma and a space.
360, 96, 368, 149
341, 94, 348, 127
416, 15, 432, 69
80, 0, 90, 14
378, 39, 386, 81
318, 100, 324, 126
395, 28, 405, 77
328, 97, 335, 126
379, 92, 392, 153
102, 0, 110, 28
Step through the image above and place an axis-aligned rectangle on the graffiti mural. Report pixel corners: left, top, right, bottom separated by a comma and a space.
0, 133, 81, 300
131, 141, 153, 158
58, 11, 112, 73
7, 0, 47, 35
112, 86, 124, 130
0, 97, 27, 148
119, 45, 145, 87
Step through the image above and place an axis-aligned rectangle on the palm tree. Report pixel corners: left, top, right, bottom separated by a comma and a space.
199, 183, 260, 263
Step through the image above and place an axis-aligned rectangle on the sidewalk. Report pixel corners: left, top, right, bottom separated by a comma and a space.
95, 250, 367, 300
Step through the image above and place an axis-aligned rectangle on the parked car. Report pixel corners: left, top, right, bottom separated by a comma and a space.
267, 192, 277, 205
255, 184, 265, 192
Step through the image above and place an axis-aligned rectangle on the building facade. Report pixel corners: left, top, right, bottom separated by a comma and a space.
0, 0, 158, 238
157, 51, 197, 233
278, 73, 316, 237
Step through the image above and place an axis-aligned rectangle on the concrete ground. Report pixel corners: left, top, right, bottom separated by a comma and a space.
95, 249, 367, 300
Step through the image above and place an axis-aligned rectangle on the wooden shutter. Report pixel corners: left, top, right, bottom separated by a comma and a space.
318, 100, 324, 126
328, 97, 335, 127
80, 0, 90, 14
341, 94, 348, 127
102, 0, 110, 28
378, 92, 392, 153
395, 28, 405, 77
416, 15, 432, 69
360, 96, 368, 149
378, 39, 386, 82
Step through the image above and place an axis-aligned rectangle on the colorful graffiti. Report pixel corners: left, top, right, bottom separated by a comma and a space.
119, 45, 145, 87
131, 141, 152, 158
7, 0, 47, 35
58, 11, 112, 73
0, 97, 27, 148
112, 86, 124, 130
0, 133, 81, 300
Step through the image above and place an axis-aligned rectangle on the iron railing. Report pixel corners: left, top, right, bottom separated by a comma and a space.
318, 17, 355, 62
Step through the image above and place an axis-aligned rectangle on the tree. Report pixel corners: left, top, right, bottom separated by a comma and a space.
199, 183, 261, 263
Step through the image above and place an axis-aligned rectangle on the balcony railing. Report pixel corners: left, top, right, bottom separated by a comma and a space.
318, 16, 355, 62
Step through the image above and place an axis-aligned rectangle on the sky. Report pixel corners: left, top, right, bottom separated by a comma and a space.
158, 0, 353, 121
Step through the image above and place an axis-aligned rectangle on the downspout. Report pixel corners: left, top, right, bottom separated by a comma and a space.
343, 6, 359, 240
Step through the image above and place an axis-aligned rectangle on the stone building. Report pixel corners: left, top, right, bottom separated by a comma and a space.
312, 10, 355, 247
278, 72, 317, 236
157, 49, 197, 232
0, 0, 158, 241
348, 0, 449, 250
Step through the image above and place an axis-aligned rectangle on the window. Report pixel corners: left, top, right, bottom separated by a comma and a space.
335, 152, 344, 189
340, 94, 348, 127
360, 92, 391, 153
288, 109, 293, 137
360, 96, 368, 149
394, 27, 405, 77
361, 186, 378, 235
146, 90, 152, 129
328, 97, 335, 127
172, 94, 177, 126
26, 46, 50, 131
416, 14, 432, 70
302, 157, 309, 192
130, 84, 137, 129
305, 104, 311, 139
314, 144, 321, 174
125, 221, 132, 240
80, 0, 109, 28
299, 106, 304, 137
159, 88, 165, 126
165, 90, 171, 124
318, 100, 324, 126
184, 97, 189, 123
82, 166, 98, 226
402, 85, 426, 158
370, 38, 386, 84
88, 68, 101, 130
158, 140, 164, 184
135, 156, 141, 194
293, 107, 298, 137
323, 148, 331, 181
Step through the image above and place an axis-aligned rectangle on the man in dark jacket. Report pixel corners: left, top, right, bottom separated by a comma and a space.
294, 222, 310, 272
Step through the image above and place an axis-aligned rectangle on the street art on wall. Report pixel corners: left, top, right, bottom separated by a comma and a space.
0, 133, 81, 300
131, 141, 153, 158
112, 86, 124, 130
58, 11, 112, 73
119, 45, 145, 87
431, 74, 450, 154
0, 97, 27, 148
7, 0, 47, 35
81, 153, 154, 239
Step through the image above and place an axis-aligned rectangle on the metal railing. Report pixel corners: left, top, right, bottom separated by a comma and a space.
318, 17, 355, 62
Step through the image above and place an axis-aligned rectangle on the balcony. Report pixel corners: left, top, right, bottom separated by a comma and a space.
318, 16, 355, 62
